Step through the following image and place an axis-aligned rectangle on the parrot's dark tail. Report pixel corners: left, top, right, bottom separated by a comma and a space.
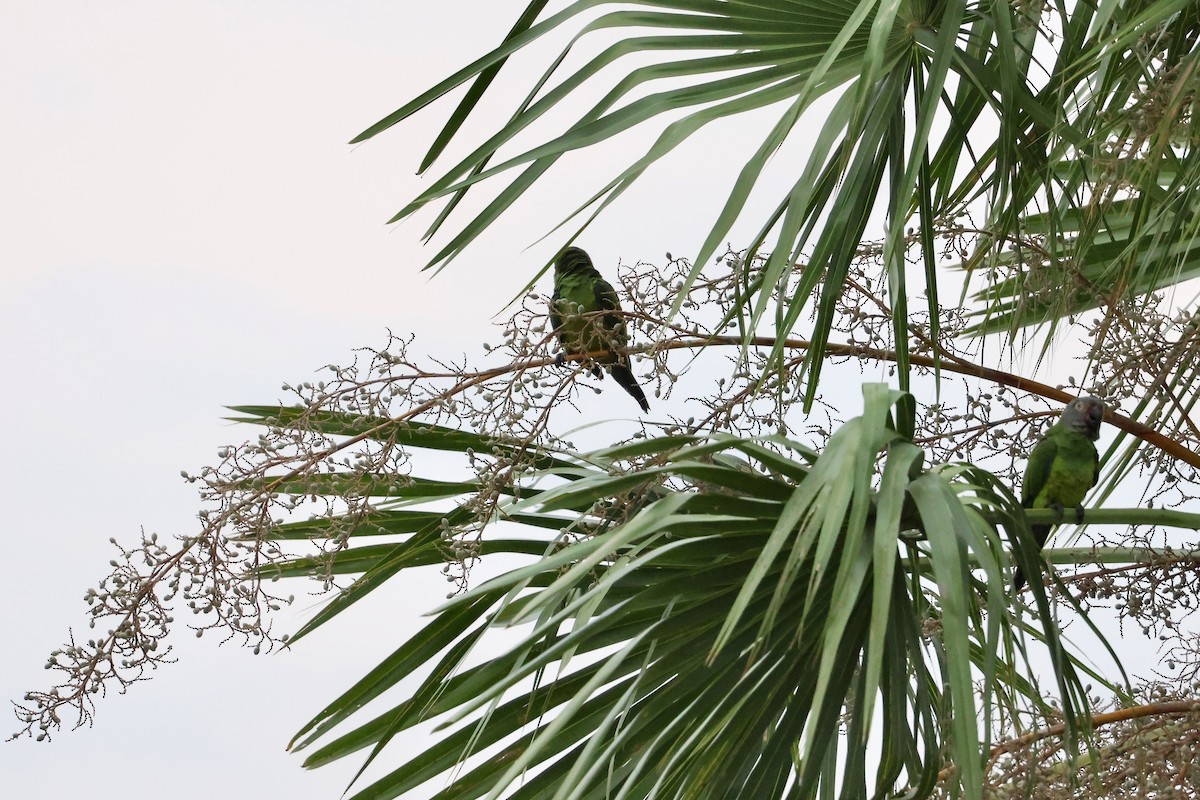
608, 364, 650, 413
1013, 524, 1051, 591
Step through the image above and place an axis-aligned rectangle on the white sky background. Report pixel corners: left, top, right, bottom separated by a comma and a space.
0, 4, 579, 797
0, 3, 857, 797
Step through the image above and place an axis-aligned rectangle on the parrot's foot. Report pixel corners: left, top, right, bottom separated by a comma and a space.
554, 352, 566, 368
1049, 502, 1066, 523
1074, 504, 1086, 524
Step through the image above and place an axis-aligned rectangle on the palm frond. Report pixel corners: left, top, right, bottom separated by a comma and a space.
250, 385, 1108, 800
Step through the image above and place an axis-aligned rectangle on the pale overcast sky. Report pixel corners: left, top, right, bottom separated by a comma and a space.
1, 4, 554, 798
0, 3, 830, 798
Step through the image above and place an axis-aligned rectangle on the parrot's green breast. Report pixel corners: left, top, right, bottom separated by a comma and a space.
1024, 425, 1099, 510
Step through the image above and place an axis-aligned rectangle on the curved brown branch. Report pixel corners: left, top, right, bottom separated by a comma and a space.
621, 331, 1200, 471
936, 699, 1200, 785
993, 700, 1200, 759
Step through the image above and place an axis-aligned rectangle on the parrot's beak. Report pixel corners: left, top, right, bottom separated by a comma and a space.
1083, 397, 1105, 438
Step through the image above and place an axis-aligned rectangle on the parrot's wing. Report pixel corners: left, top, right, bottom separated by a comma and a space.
591, 277, 628, 350
593, 277, 619, 310
1021, 434, 1058, 508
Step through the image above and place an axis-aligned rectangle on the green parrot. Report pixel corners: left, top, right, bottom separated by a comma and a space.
550, 246, 650, 413
1015, 395, 1104, 590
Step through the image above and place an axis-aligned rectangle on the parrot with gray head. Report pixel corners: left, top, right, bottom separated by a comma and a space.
1015, 395, 1105, 590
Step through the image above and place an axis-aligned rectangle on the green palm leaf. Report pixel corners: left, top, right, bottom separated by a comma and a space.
258, 385, 1105, 800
